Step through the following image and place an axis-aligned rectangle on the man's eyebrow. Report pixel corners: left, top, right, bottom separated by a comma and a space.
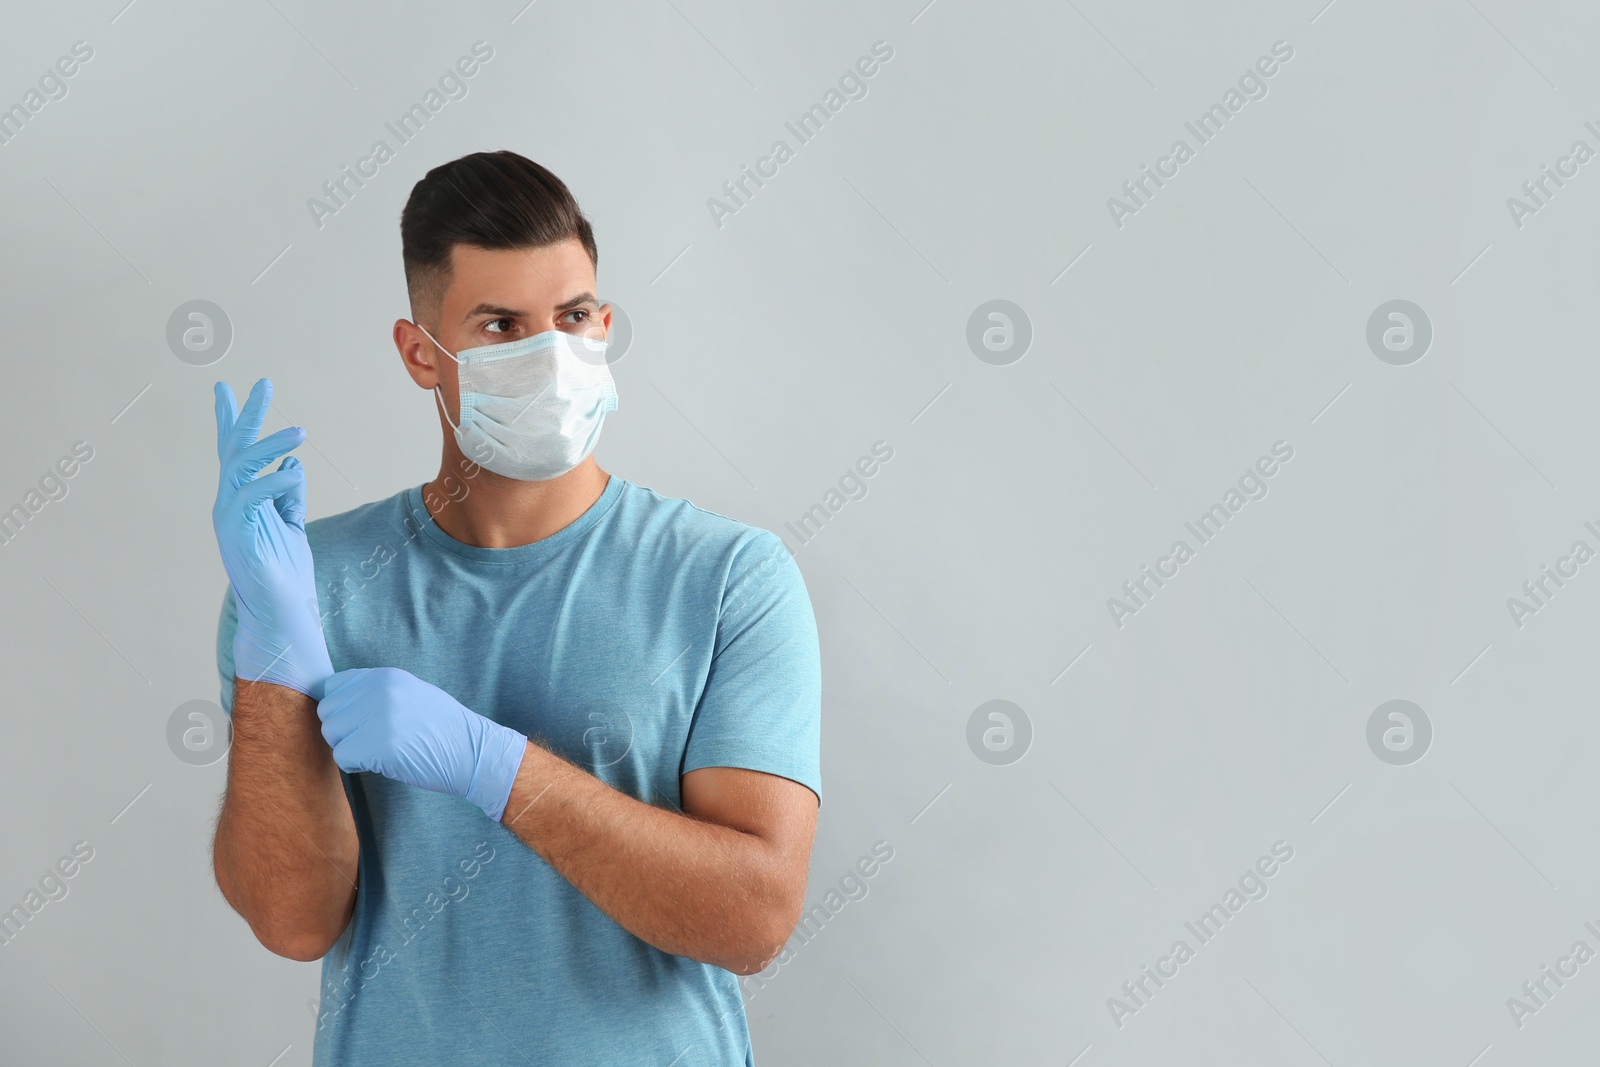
459, 293, 598, 321
553, 291, 598, 312
460, 302, 525, 321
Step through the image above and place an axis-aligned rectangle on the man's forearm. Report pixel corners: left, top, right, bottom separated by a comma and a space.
213, 678, 360, 961
501, 743, 792, 975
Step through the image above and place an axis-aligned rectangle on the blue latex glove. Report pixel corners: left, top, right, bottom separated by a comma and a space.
212, 378, 335, 700
316, 667, 529, 823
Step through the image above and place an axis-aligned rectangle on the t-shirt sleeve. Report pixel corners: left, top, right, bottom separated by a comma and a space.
216, 584, 237, 718
682, 530, 822, 806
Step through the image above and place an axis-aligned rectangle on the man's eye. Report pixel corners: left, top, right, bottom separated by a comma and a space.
563, 309, 590, 325
484, 318, 513, 333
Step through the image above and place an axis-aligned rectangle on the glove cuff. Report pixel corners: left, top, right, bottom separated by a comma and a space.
233, 617, 335, 701
469, 721, 529, 823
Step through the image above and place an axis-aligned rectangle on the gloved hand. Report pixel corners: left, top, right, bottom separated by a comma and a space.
212, 378, 334, 700
316, 667, 529, 823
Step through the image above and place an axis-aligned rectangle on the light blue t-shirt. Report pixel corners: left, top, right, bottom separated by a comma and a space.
216, 474, 822, 1065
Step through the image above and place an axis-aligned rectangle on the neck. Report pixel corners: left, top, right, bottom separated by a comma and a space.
422, 455, 610, 549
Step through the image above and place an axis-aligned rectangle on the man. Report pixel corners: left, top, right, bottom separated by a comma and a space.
209, 149, 822, 1065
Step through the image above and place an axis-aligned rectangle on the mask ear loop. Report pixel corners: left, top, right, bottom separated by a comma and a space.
416, 322, 465, 432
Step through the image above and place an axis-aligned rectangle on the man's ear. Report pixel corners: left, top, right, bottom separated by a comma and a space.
394, 318, 444, 391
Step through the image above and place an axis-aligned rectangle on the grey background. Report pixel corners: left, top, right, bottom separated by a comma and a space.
0, 0, 1594, 1063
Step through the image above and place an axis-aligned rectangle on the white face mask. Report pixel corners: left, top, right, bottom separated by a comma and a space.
418, 323, 619, 482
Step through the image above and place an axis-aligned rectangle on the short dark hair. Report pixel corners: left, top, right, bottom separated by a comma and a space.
400, 150, 598, 323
